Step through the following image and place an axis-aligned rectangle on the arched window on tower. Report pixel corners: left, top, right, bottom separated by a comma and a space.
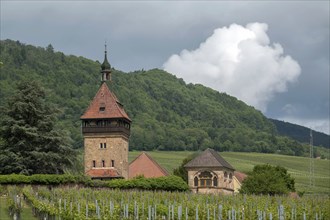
199, 171, 213, 187
194, 171, 218, 187
194, 176, 198, 187
224, 171, 228, 181
213, 176, 218, 186
229, 173, 233, 182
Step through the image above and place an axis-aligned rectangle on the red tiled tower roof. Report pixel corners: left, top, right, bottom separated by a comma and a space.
129, 152, 169, 179
81, 82, 131, 121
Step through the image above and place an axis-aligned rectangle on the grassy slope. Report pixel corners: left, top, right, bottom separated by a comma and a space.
0, 197, 38, 220
128, 151, 330, 194
0, 197, 11, 220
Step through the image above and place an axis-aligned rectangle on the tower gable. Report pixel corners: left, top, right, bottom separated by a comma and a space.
81, 82, 130, 121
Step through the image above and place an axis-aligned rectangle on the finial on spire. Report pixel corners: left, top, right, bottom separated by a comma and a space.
101, 41, 112, 82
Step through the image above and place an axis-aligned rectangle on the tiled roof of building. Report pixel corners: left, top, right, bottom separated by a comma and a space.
86, 168, 122, 179
129, 152, 169, 179
81, 82, 131, 121
184, 148, 234, 170
234, 171, 247, 183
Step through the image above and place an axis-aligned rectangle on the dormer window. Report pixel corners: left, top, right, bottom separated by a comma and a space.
99, 103, 106, 112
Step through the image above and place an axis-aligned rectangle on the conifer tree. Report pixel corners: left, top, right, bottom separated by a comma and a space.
0, 80, 76, 174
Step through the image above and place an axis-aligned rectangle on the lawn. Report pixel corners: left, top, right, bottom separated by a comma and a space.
0, 197, 11, 220
0, 196, 38, 220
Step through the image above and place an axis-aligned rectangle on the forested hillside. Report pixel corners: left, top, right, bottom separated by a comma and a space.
271, 119, 329, 148
0, 39, 325, 156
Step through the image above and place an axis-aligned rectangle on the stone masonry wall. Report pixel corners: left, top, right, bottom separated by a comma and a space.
187, 168, 234, 194
84, 133, 129, 179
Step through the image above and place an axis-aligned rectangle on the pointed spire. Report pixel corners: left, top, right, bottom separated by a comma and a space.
101, 41, 111, 71
101, 41, 111, 82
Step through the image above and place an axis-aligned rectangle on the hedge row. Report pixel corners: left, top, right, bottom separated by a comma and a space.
93, 175, 189, 191
0, 174, 88, 185
0, 174, 189, 191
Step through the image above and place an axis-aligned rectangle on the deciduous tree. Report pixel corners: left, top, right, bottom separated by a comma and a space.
240, 164, 295, 195
173, 152, 199, 182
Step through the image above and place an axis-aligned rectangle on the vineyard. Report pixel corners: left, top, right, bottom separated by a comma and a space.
3, 186, 329, 220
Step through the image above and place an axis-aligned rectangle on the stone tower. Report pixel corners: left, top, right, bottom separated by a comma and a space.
81, 45, 131, 179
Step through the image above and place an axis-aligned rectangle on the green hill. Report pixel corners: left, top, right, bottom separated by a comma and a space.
0, 39, 327, 157
128, 151, 330, 194
271, 119, 330, 148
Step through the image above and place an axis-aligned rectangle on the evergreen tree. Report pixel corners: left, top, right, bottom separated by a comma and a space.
0, 80, 76, 174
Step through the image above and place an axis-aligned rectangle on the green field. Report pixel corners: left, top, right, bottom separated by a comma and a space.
129, 151, 330, 194
0, 197, 11, 220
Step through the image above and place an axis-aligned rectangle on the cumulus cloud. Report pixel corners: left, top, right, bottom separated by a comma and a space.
163, 23, 301, 112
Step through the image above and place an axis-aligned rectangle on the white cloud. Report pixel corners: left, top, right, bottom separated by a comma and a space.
163, 23, 301, 112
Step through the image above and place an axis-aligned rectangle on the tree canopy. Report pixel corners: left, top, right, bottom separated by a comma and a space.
0, 80, 76, 175
240, 164, 295, 195
173, 152, 199, 182
0, 39, 325, 157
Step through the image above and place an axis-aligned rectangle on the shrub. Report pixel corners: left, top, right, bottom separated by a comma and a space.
240, 164, 295, 195
0, 174, 188, 191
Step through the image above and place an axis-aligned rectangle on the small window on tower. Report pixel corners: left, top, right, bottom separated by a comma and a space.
99, 103, 106, 112
111, 160, 114, 167
100, 143, 103, 149
104, 143, 107, 148
92, 160, 96, 167
102, 160, 105, 167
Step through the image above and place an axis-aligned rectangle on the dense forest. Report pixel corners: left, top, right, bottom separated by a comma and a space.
0, 40, 328, 157
271, 119, 329, 148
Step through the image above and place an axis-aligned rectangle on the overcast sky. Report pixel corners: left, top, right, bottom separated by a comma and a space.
1, 1, 329, 134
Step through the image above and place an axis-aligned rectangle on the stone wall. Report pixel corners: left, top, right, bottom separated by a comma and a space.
187, 168, 234, 195
84, 133, 129, 179
190, 187, 234, 195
